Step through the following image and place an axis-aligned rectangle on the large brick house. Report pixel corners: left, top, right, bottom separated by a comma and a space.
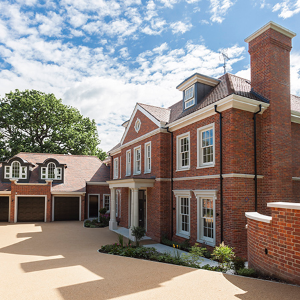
0, 152, 110, 223
107, 22, 300, 257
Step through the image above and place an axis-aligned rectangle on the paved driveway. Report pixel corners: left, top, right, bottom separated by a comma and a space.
0, 222, 299, 300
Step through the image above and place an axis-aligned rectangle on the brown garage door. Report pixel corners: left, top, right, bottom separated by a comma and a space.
17, 197, 45, 222
0, 196, 9, 222
54, 197, 79, 221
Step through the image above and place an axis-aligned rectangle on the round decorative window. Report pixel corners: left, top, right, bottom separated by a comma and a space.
134, 118, 141, 133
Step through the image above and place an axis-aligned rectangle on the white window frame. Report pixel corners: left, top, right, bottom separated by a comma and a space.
184, 85, 195, 109
176, 132, 190, 171
194, 190, 217, 247
134, 118, 141, 133
41, 163, 62, 180
144, 141, 151, 174
197, 123, 215, 169
4, 161, 27, 180
119, 157, 122, 179
113, 158, 119, 179
133, 145, 141, 175
126, 150, 131, 176
103, 194, 110, 212
174, 190, 192, 239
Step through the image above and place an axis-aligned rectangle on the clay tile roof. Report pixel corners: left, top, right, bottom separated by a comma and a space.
0, 152, 110, 193
167, 73, 268, 123
291, 94, 300, 112
108, 143, 121, 153
138, 103, 171, 123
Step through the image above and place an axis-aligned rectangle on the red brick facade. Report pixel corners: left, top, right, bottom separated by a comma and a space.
246, 204, 300, 285
109, 22, 299, 260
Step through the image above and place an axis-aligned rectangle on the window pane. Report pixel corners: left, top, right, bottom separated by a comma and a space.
12, 162, 20, 178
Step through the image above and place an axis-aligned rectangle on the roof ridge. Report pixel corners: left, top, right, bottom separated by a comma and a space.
291, 94, 300, 98
138, 102, 170, 111
17, 152, 100, 158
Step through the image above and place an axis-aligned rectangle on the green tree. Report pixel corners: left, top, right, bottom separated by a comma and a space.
0, 89, 107, 160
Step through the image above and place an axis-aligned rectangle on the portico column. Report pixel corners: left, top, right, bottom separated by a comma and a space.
109, 187, 117, 230
129, 187, 139, 240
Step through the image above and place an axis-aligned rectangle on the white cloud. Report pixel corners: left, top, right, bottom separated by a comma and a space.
170, 21, 192, 34
153, 42, 169, 54
35, 12, 64, 37
272, 0, 300, 18
291, 52, 300, 96
158, 0, 180, 8
119, 47, 130, 59
209, 0, 235, 23
186, 0, 201, 3
193, 7, 201, 12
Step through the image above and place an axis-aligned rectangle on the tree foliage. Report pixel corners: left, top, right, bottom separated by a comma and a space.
0, 89, 107, 160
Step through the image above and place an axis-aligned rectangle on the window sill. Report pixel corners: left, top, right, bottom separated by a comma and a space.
176, 168, 190, 172
176, 232, 190, 239
144, 171, 151, 174
133, 173, 141, 176
113, 177, 118, 180
197, 238, 215, 247
125, 174, 131, 177
196, 164, 215, 169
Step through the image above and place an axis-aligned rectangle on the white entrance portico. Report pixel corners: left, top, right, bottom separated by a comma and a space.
107, 178, 155, 240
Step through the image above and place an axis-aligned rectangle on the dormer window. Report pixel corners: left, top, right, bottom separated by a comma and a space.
41, 163, 62, 180
184, 86, 195, 109
4, 161, 27, 179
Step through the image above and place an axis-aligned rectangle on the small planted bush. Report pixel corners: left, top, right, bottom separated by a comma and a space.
131, 226, 146, 247
212, 242, 235, 272
233, 257, 245, 273
237, 268, 257, 278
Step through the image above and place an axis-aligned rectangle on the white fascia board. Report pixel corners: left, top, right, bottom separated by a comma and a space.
120, 104, 161, 146
245, 212, 272, 223
177, 74, 220, 91
86, 182, 109, 186
173, 189, 193, 197
291, 110, 300, 124
267, 202, 300, 210
51, 191, 86, 195
168, 94, 269, 131
0, 191, 11, 195
193, 189, 218, 197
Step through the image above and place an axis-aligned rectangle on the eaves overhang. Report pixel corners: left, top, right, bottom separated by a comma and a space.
176, 73, 220, 91
107, 178, 155, 189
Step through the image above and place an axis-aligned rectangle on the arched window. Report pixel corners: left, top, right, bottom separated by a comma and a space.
41, 162, 62, 180
4, 160, 27, 179
47, 163, 56, 179
11, 161, 20, 178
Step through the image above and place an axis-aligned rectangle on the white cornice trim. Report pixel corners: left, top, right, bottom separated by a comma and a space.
177, 74, 220, 91
173, 189, 193, 197
156, 178, 172, 182
173, 175, 219, 181
52, 191, 85, 195
267, 202, 300, 210
86, 182, 109, 186
291, 110, 300, 124
107, 178, 155, 189
245, 21, 296, 43
13, 182, 51, 186
0, 191, 11, 195
222, 173, 264, 179
193, 189, 218, 197
168, 94, 269, 131
292, 177, 300, 181
173, 173, 263, 181
120, 104, 161, 146
245, 212, 272, 223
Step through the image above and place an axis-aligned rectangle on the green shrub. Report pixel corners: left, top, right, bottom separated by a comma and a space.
99, 207, 107, 215
212, 242, 235, 272
181, 243, 205, 265
90, 225, 96, 228
131, 226, 146, 247
237, 268, 257, 277
118, 234, 124, 247
233, 257, 245, 272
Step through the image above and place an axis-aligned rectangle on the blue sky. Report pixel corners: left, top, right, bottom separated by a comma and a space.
0, 0, 299, 151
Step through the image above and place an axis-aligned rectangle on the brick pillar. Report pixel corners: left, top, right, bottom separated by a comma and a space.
246, 22, 296, 211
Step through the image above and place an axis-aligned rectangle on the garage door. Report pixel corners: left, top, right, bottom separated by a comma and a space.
54, 197, 80, 221
0, 196, 9, 222
17, 197, 45, 222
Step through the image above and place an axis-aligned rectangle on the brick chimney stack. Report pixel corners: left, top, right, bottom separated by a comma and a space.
245, 22, 296, 210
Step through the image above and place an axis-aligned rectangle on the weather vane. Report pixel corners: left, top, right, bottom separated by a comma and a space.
219, 50, 230, 74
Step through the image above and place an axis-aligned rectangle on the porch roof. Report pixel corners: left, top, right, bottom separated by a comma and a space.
107, 178, 155, 189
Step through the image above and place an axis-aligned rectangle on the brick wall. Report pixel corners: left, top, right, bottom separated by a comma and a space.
248, 27, 294, 207
85, 184, 110, 219
123, 109, 158, 145
10, 181, 52, 222
246, 203, 300, 285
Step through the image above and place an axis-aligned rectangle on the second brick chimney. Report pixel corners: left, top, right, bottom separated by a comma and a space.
245, 22, 296, 210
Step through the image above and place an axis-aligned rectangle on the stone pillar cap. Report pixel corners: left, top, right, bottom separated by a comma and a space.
245, 21, 296, 43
